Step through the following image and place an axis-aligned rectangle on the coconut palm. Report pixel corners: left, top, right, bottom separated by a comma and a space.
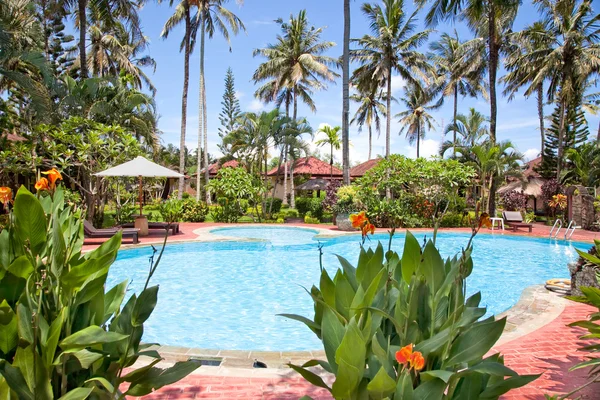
350, 84, 386, 160
161, 0, 192, 198
396, 83, 441, 158
342, 0, 351, 184
192, 0, 245, 202
441, 108, 489, 157
429, 31, 486, 152
282, 118, 312, 208
351, 0, 432, 158
509, 0, 600, 179
315, 125, 342, 178
252, 10, 339, 120
561, 142, 600, 187
503, 21, 553, 159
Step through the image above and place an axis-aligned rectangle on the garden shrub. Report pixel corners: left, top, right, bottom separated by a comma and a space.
264, 197, 282, 214
501, 190, 528, 211
304, 214, 320, 224
323, 180, 343, 211
285, 224, 538, 398
181, 198, 208, 222
156, 197, 184, 222
0, 186, 200, 397
309, 197, 324, 219
207, 167, 264, 222
332, 185, 361, 214
295, 197, 312, 216
114, 201, 137, 225
439, 212, 469, 228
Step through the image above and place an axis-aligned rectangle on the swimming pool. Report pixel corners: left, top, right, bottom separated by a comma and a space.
107, 227, 590, 351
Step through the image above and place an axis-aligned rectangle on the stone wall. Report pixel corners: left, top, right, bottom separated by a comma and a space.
566, 185, 595, 229
568, 261, 600, 296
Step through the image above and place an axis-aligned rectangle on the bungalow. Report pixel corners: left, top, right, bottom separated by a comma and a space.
267, 156, 342, 200
498, 156, 546, 213
350, 158, 381, 179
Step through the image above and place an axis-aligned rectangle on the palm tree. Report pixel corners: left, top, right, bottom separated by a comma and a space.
351, 0, 432, 159
342, 0, 351, 185
252, 10, 339, 120
429, 31, 486, 152
161, 0, 192, 198
283, 119, 312, 208
441, 107, 489, 156
508, 0, 600, 179
561, 143, 600, 187
315, 125, 342, 178
192, 0, 245, 202
503, 21, 553, 160
468, 140, 522, 214
350, 84, 386, 160
396, 83, 441, 158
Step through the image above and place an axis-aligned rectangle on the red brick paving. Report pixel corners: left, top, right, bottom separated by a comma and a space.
93, 222, 598, 399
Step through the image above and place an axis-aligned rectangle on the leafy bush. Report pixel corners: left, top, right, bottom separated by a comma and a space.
501, 190, 528, 211
439, 212, 469, 227
207, 167, 264, 222
322, 180, 343, 211
333, 185, 360, 214
524, 212, 536, 223
295, 197, 312, 216
114, 201, 137, 225
0, 187, 200, 397
182, 191, 191, 199
157, 198, 184, 223
213, 198, 243, 223
264, 197, 283, 214
284, 231, 538, 398
304, 215, 320, 224
181, 198, 208, 222
541, 178, 563, 202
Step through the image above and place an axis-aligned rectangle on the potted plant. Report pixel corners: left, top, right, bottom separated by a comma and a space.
333, 185, 360, 231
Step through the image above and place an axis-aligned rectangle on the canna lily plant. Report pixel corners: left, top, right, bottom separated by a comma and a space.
285, 213, 538, 399
0, 184, 201, 398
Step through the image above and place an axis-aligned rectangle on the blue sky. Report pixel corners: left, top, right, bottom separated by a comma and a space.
137, 0, 599, 163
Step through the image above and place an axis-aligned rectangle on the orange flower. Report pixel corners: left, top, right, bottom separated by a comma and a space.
349, 211, 368, 229
35, 177, 50, 191
478, 213, 492, 229
42, 168, 62, 189
0, 187, 12, 206
409, 351, 425, 371
361, 222, 375, 237
395, 344, 413, 366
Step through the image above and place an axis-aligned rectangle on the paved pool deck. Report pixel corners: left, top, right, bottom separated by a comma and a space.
81, 222, 600, 398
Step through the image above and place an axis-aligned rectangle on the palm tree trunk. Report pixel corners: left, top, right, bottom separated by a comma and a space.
453, 86, 458, 156
201, 20, 210, 204
290, 166, 296, 209
416, 123, 420, 158
368, 124, 372, 160
283, 150, 288, 204
177, 3, 191, 199
537, 84, 545, 160
78, 0, 88, 78
597, 120, 600, 142
293, 87, 298, 121
385, 70, 392, 200
556, 99, 566, 180
330, 143, 333, 178
342, 0, 351, 185
487, 6, 498, 216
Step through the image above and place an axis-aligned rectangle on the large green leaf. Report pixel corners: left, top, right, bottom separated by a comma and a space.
60, 326, 128, 350
103, 279, 129, 324
57, 388, 93, 400
420, 240, 445, 293
479, 374, 540, 398
0, 360, 34, 400
366, 366, 396, 400
132, 286, 159, 326
17, 303, 34, 345
43, 308, 65, 368
0, 230, 10, 271
13, 187, 47, 256
445, 318, 506, 367
321, 307, 345, 374
278, 314, 320, 332
0, 300, 18, 354
288, 363, 331, 392
412, 377, 445, 400
401, 231, 421, 284
74, 276, 106, 308
332, 319, 366, 397
124, 360, 202, 396
7, 256, 33, 279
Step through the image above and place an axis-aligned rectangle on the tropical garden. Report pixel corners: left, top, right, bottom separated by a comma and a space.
0, 0, 600, 397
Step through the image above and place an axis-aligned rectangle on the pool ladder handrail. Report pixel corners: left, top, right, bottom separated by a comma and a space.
549, 219, 562, 238
564, 220, 579, 240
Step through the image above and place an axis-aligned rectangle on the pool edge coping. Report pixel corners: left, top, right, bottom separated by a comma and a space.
134, 284, 569, 379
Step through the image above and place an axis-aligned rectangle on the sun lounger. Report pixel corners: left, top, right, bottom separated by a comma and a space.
83, 220, 139, 244
502, 211, 533, 232
120, 222, 179, 235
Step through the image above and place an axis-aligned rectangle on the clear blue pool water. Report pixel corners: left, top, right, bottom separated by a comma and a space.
107, 227, 590, 351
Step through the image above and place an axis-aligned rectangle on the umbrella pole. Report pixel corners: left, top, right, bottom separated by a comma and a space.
138, 175, 143, 216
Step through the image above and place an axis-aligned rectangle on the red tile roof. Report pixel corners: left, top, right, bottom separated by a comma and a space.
208, 159, 239, 175
350, 158, 381, 177
267, 156, 342, 177
524, 156, 542, 178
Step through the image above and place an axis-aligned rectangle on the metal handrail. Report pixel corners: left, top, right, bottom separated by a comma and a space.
550, 219, 562, 238
565, 220, 578, 240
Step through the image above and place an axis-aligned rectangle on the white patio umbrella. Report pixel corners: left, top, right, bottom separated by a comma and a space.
95, 156, 184, 215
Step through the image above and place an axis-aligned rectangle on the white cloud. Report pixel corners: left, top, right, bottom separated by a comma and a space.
390, 76, 406, 94
523, 148, 540, 161
235, 90, 245, 100
497, 118, 539, 132
400, 139, 441, 159
250, 19, 275, 25
247, 99, 265, 112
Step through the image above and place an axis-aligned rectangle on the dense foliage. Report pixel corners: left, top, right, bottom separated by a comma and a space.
206, 167, 264, 223
501, 190, 528, 211
0, 186, 200, 397
285, 227, 538, 398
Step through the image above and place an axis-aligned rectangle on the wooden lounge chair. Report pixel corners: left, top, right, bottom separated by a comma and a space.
502, 211, 533, 232
120, 222, 179, 235
83, 220, 139, 244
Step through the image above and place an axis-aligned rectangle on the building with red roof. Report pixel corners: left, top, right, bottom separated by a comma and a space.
267, 156, 342, 178
350, 158, 381, 178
